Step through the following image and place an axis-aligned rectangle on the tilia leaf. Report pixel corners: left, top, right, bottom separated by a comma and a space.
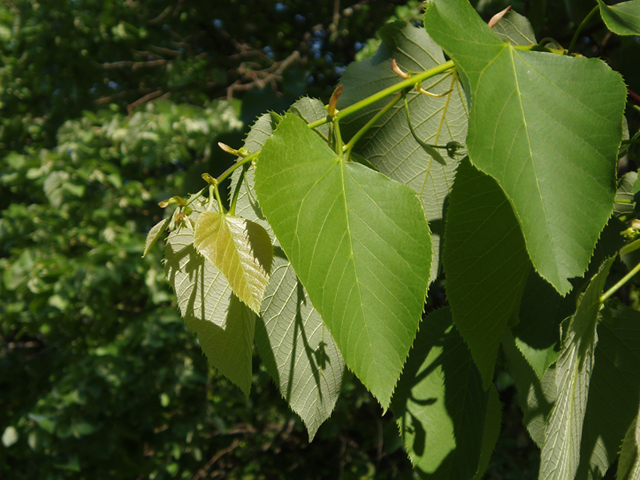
233, 99, 346, 440
194, 211, 272, 314
164, 221, 255, 396
338, 21, 468, 283
618, 411, 640, 480
143, 218, 168, 257
424, 0, 627, 295
444, 158, 531, 388
392, 307, 501, 479
598, 0, 640, 36
539, 257, 614, 480
255, 112, 432, 409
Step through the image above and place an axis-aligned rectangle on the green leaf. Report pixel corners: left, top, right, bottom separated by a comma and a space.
473, 385, 502, 480
142, 218, 168, 257
392, 308, 500, 478
444, 158, 531, 387
255, 112, 432, 409
491, 9, 537, 46
615, 171, 638, 218
256, 251, 345, 441
164, 222, 255, 396
194, 211, 272, 314
539, 257, 614, 480
598, 0, 640, 36
576, 303, 640, 479
618, 412, 640, 480
502, 329, 556, 448
424, 0, 627, 295
235, 99, 346, 439
512, 270, 566, 379
338, 21, 468, 283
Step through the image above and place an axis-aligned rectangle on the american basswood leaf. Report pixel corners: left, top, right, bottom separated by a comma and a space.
194, 211, 272, 314
164, 224, 255, 396
444, 158, 531, 388
392, 308, 501, 478
234, 100, 346, 440
142, 218, 168, 257
618, 411, 640, 480
576, 303, 640, 478
597, 0, 640, 36
338, 21, 468, 283
425, 0, 627, 295
539, 258, 614, 480
255, 112, 432, 410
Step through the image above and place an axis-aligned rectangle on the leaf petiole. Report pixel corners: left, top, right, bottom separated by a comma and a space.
229, 164, 247, 216
568, 5, 600, 54
343, 92, 402, 161
402, 92, 447, 166
600, 259, 640, 302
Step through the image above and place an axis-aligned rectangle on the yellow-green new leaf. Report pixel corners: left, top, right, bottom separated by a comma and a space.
194, 212, 273, 314
143, 218, 168, 257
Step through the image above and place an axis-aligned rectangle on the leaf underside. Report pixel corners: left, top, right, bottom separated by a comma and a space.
233, 98, 345, 439
143, 218, 168, 257
598, 0, 640, 36
338, 21, 468, 283
164, 222, 255, 396
255, 112, 432, 409
539, 258, 614, 480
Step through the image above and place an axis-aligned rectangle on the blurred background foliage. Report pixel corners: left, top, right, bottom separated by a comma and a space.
1, 0, 638, 478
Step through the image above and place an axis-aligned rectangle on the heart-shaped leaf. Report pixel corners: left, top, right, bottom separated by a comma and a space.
194, 211, 272, 314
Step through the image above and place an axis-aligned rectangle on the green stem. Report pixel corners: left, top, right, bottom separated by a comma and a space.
336, 60, 455, 121
344, 92, 402, 160
210, 61, 457, 182
332, 117, 344, 158
402, 92, 447, 166
229, 164, 247, 216
568, 5, 599, 54
216, 153, 256, 185
185, 187, 206, 207
600, 260, 640, 302
213, 182, 225, 214
306, 60, 455, 131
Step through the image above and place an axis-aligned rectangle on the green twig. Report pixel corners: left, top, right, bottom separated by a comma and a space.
337, 60, 455, 122
185, 187, 206, 207
600, 260, 640, 302
568, 5, 599, 55
212, 61, 457, 183
213, 182, 225, 214
402, 93, 447, 166
216, 153, 256, 185
343, 93, 402, 160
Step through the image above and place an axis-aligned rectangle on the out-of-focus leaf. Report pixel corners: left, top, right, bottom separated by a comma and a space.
598, 0, 640, 36
142, 218, 168, 258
